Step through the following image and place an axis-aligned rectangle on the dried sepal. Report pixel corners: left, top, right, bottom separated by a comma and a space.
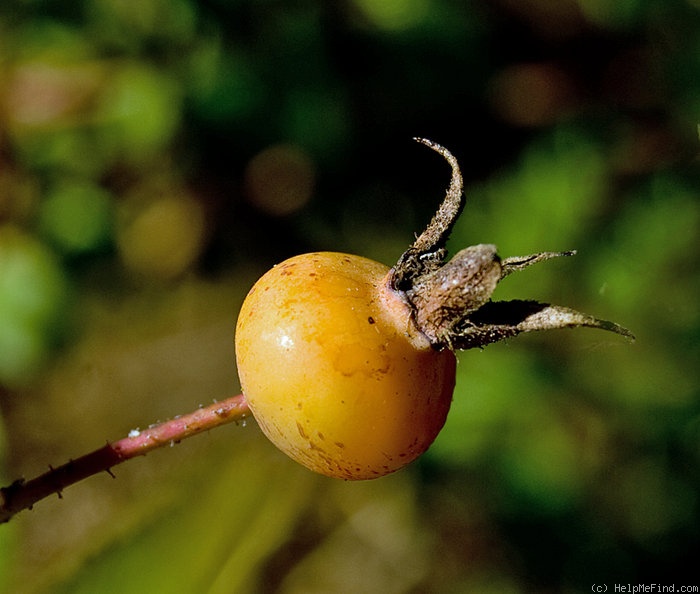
445, 300, 635, 350
392, 138, 634, 350
404, 244, 502, 345
500, 250, 576, 278
392, 138, 464, 289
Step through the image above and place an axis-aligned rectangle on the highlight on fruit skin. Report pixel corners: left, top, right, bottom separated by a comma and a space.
234, 138, 633, 480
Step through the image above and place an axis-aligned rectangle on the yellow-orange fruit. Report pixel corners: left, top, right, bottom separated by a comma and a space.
235, 252, 456, 479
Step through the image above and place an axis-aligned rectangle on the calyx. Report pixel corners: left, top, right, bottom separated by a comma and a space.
390, 138, 634, 350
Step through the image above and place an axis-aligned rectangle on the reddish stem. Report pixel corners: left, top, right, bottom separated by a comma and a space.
0, 393, 250, 524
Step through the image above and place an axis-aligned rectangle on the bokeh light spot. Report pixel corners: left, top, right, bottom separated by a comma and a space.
96, 65, 181, 163
245, 144, 316, 217
353, 0, 430, 31
0, 226, 67, 386
488, 63, 576, 127
39, 181, 113, 255
117, 195, 206, 279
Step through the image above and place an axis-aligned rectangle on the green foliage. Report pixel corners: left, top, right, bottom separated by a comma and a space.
1, 0, 698, 592
38, 181, 114, 255
0, 227, 68, 386
51, 440, 316, 594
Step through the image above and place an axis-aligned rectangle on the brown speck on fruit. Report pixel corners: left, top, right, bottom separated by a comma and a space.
368, 316, 375, 324
296, 421, 308, 439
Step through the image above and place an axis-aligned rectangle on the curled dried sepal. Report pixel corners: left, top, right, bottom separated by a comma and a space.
392, 138, 464, 289
392, 138, 634, 350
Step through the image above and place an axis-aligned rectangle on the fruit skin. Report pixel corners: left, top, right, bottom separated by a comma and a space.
235, 252, 457, 479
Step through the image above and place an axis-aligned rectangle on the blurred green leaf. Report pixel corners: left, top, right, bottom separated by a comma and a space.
428, 348, 542, 466
39, 181, 114, 255
84, 0, 197, 51
51, 445, 316, 594
95, 65, 182, 165
451, 126, 608, 262
0, 226, 68, 386
188, 47, 265, 125
281, 86, 352, 159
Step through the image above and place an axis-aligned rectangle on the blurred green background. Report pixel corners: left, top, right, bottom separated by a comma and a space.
1, 1, 699, 592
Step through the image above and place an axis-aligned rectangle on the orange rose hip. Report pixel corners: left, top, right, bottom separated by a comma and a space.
235, 252, 457, 480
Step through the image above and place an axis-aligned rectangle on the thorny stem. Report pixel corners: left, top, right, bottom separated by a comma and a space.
0, 393, 250, 523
